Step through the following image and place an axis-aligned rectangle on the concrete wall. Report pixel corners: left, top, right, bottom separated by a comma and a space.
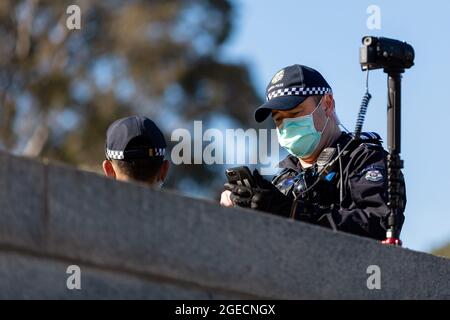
0, 151, 449, 299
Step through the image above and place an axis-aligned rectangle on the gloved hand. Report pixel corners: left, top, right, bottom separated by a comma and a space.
224, 169, 293, 217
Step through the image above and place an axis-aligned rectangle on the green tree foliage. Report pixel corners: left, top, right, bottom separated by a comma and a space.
0, 0, 261, 195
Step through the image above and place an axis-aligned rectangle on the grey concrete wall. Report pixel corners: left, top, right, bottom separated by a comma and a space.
0, 151, 449, 299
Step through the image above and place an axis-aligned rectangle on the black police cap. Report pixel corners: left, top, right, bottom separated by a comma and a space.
105, 115, 167, 161
254, 64, 332, 123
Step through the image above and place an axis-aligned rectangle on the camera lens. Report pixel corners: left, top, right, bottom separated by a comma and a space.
363, 37, 373, 46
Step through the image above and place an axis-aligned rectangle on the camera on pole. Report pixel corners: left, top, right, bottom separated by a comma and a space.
357, 36, 415, 246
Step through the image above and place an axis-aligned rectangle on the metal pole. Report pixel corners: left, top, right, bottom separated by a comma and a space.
383, 69, 404, 245
387, 72, 402, 154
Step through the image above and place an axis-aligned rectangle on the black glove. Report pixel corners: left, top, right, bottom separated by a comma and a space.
224, 169, 293, 217
223, 182, 253, 208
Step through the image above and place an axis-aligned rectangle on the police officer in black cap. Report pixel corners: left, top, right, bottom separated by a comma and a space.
221, 64, 406, 241
103, 115, 169, 186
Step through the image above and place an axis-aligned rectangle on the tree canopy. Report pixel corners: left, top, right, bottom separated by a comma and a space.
0, 0, 262, 196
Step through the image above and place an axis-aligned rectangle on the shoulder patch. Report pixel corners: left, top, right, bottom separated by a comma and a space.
365, 169, 383, 182
361, 164, 385, 182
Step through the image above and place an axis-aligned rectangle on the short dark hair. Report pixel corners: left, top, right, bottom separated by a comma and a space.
113, 158, 163, 182
112, 137, 164, 182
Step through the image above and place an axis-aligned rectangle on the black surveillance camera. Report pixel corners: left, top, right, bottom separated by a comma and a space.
359, 36, 415, 72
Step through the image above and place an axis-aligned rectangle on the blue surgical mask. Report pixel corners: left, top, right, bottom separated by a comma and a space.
276, 98, 329, 158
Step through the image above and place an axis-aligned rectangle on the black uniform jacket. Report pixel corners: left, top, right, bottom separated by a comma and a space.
272, 131, 406, 240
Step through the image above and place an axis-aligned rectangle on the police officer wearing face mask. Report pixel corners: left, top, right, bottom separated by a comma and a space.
220, 64, 406, 241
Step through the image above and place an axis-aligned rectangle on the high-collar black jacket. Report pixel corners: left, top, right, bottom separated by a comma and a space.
272, 131, 406, 241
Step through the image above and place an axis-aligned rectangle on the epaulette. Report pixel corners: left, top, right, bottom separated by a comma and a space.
349, 132, 384, 154
352, 132, 383, 143
316, 132, 383, 175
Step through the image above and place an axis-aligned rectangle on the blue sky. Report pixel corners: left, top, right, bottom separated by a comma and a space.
221, 0, 450, 253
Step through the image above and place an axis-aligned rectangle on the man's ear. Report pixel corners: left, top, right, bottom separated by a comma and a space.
102, 160, 116, 179
158, 160, 170, 182
323, 94, 335, 117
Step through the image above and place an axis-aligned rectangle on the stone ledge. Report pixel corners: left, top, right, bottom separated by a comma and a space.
0, 152, 449, 299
